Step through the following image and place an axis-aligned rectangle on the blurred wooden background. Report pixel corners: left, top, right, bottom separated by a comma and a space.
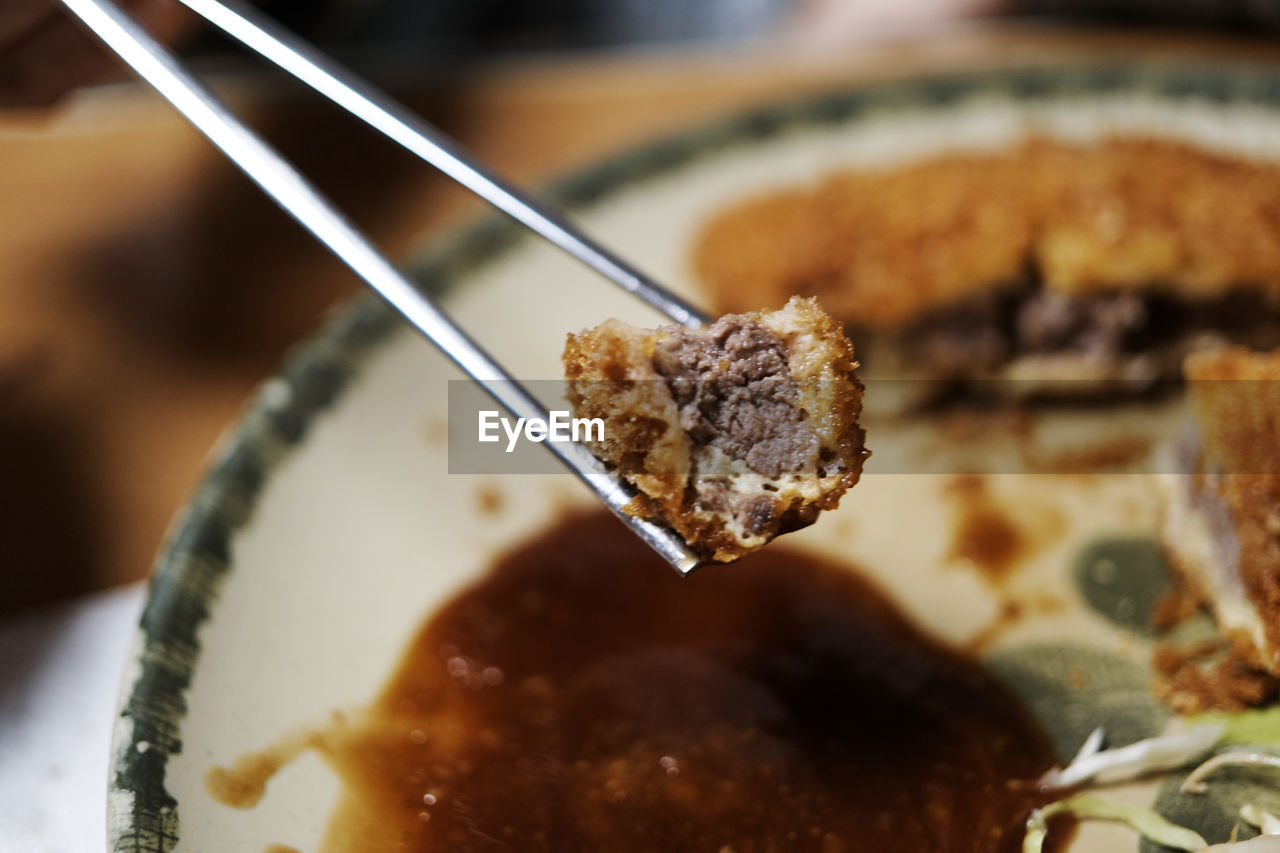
3, 27, 1278, 614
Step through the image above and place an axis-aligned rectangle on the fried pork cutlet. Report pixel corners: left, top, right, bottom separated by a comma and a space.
1160, 347, 1280, 688
563, 297, 866, 562
694, 138, 1280, 392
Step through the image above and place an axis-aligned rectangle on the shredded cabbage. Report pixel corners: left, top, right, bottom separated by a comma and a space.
1182, 751, 1280, 794
1025, 702, 1280, 853
1194, 707, 1280, 747
1240, 804, 1280, 836
1071, 727, 1106, 763
1040, 724, 1224, 789
1022, 794, 1207, 853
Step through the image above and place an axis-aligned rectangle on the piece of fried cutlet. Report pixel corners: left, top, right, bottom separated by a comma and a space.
694, 137, 1280, 392
563, 296, 867, 562
1160, 346, 1280, 679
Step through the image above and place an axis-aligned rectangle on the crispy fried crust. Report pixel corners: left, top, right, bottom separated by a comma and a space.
1185, 346, 1280, 476
1152, 632, 1279, 714
563, 297, 866, 562
1177, 346, 1280, 675
694, 138, 1280, 329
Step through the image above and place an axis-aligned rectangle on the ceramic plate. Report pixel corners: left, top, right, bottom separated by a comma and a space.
110, 63, 1280, 852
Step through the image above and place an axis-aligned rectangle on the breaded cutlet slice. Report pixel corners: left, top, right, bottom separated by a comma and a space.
696, 138, 1280, 329
693, 137, 1280, 391
1160, 346, 1280, 676
563, 296, 867, 562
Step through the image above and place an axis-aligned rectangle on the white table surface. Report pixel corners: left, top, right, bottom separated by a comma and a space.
1, 584, 146, 853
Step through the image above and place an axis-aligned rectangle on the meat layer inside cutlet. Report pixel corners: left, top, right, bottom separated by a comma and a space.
890, 286, 1280, 389
563, 297, 865, 562
654, 320, 819, 480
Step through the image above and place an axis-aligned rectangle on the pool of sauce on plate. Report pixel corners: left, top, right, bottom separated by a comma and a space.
211, 511, 1071, 853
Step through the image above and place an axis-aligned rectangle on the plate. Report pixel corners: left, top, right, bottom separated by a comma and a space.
109, 63, 1280, 852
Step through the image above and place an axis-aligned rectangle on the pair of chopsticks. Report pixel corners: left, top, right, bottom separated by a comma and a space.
59, 0, 711, 575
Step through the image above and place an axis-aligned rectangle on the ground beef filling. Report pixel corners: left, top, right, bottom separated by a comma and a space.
898, 285, 1280, 378
653, 320, 819, 480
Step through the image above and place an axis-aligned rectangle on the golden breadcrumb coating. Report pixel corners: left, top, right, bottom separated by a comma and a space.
1185, 346, 1280, 476
695, 137, 1280, 329
564, 297, 866, 562
1173, 346, 1280, 676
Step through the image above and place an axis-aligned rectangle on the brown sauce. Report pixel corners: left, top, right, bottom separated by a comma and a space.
945, 475, 1065, 584
951, 505, 1025, 582
946, 475, 1027, 582
474, 483, 505, 517
212, 511, 1067, 852
964, 599, 1026, 656
964, 595, 1066, 656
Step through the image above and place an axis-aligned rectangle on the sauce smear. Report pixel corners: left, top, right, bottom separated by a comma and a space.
214, 511, 1066, 852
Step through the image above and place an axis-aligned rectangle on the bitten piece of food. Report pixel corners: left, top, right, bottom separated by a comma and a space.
563, 296, 867, 562
1160, 346, 1280, 678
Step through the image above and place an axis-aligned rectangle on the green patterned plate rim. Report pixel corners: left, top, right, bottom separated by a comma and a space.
107, 60, 1280, 853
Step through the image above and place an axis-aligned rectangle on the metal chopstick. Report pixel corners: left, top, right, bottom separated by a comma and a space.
172, 0, 711, 330
59, 0, 705, 575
